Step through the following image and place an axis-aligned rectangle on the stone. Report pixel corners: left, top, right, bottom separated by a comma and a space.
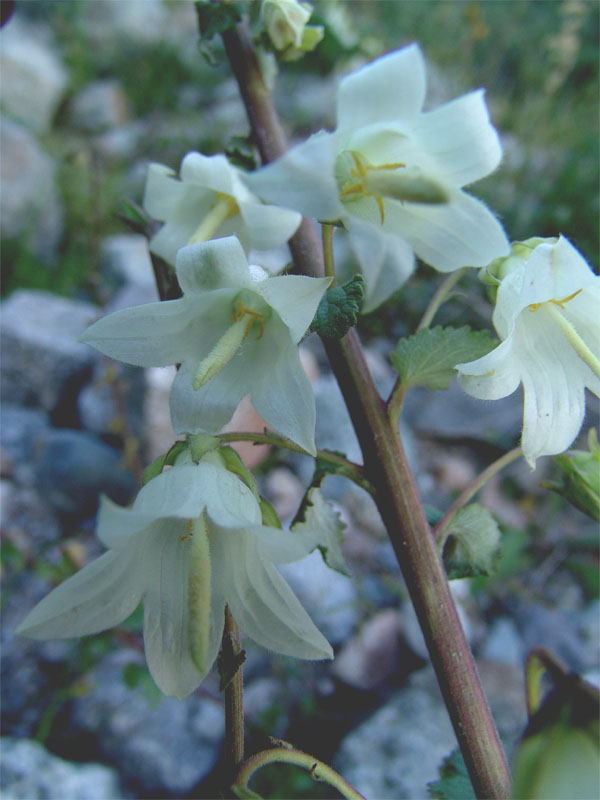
0, 405, 49, 483
100, 234, 156, 290
331, 609, 404, 690
278, 549, 358, 646
482, 617, 525, 667
332, 667, 458, 800
33, 428, 137, 516
0, 117, 63, 258
69, 80, 130, 132
0, 738, 125, 800
72, 652, 224, 797
77, 361, 146, 441
0, 18, 67, 132
0, 290, 100, 417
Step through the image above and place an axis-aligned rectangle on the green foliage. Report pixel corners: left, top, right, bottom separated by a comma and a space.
310, 275, 365, 339
195, 0, 245, 64
391, 326, 495, 392
441, 503, 502, 580
542, 430, 600, 522
428, 748, 475, 800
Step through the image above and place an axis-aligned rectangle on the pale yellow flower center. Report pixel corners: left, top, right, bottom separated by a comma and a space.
188, 192, 240, 245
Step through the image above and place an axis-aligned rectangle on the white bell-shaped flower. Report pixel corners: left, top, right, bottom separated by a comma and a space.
80, 237, 331, 455
456, 236, 600, 468
17, 455, 333, 699
246, 43, 510, 311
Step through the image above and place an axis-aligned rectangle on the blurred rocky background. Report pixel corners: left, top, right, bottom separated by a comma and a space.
1, 1, 598, 798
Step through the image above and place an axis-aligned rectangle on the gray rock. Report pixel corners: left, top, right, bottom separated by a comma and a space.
0, 738, 125, 800
0, 117, 63, 258
332, 667, 458, 800
0, 290, 100, 416
0, 18, 67, 132
100, 234, 156, 290
404, 382, 523, 445
278, 550, 358, 646
72, 652, 224, 796
331, 609, 404, 690
482, 617, 525, 667
313, 375, 361, 463
77, 361, 146, 440
0, 404, 49, 467
34, 429, 137, 516
69, 80, 130, 132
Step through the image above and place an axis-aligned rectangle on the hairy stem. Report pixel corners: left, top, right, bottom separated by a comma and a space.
221, 605, 245, 775
222, 18, 511, 799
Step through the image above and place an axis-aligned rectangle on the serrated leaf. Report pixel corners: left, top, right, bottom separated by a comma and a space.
428, 748, 475, 800
309, 275, 365, 339
292, 488, 349, 575
391, 326, 496, 391
441, 503, 502, 580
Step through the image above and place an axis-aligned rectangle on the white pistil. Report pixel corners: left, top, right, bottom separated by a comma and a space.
544, 301, 600, 379
187, 514, 211, 674
193, 302, 264, 390
188, 193, 239, 245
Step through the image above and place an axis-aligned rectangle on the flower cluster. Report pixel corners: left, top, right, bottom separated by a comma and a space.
18, 38, 599, 700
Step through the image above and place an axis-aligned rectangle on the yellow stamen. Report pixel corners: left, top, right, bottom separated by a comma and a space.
527, 289, 583, 313
188, 193, 239, 245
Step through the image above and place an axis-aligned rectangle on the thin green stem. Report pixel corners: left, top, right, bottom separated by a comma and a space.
434, 447, 523, 545
321, 223, 336, 281
386, 381, 407, 428
233, 747, 366, 800
217, 431, 374, 495
417, 267, 469, 330
222, 18, 511, 799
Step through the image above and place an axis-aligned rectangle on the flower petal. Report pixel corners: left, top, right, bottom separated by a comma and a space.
456, 337, 521, 400
411, 90, 502, 186
336, 44, 426, 130
257, 275, 331, 342
248, 319, 317, 454
180, 151, 236, 194
382, 189, 510, 271
212, 527, 333, 660
143, 162, 184, 221
515, 312, 589, 466
141, 526, 220, 698
245, 131, 343, 221
169, 357, 249, 436
238, 200, 302, 250
79, 298, 191, 366
175, 238, 254, 295
345, 216, 415, 312
16, 546, 144, 639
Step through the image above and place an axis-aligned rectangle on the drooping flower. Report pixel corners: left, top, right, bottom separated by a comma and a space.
245, 43, 510, 312
456, 236, 600, 468
143, 151, 302, 266
80, 236, 330, 455
17, 453, 333, 699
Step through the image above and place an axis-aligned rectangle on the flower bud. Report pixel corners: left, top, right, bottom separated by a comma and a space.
261, 0, 313, 50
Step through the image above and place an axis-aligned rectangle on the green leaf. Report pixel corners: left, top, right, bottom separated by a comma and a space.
391, 326, 496, 391
542, 429, 600, 522
226, 135, 257, 172
195, 1, 244, 40
309, 275, 365, 339
292, 487, 349, 576
428, 748, 475, 800
441, 503, 502, 580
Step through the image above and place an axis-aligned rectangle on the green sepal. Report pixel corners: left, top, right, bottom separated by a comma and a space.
141, 440, 187, 485
309, 275, 365, 339
542, 429, 600, 522
225, 135, 258, 172
259, 496, 282, 529
219, 445, 260, 500
391, 326, 496, 391
428, 748, 475, 800
188, 432, 221, 463
441, 503, 502, 580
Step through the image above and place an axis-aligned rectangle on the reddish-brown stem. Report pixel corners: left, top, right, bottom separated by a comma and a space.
222, 19, 511, 799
